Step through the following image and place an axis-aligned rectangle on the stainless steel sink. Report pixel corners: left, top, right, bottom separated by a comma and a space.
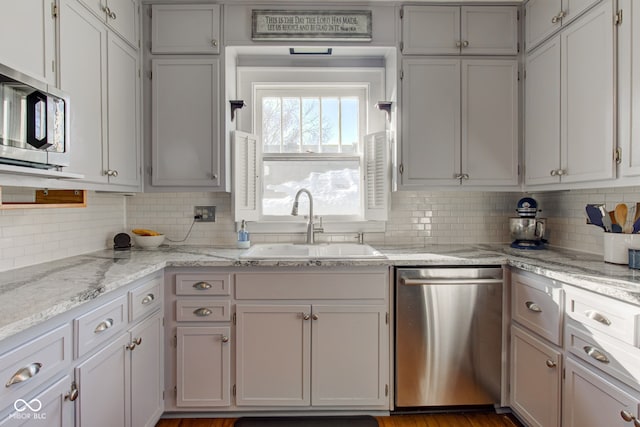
239, 243, 386, 260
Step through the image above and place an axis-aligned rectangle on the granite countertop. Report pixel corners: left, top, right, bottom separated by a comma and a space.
1, 243, 640, 343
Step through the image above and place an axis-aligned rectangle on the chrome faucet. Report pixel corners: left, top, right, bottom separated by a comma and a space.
291, 188, 323, 244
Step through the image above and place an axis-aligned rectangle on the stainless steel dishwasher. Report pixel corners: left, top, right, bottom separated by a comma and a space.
395, 267, 503, 409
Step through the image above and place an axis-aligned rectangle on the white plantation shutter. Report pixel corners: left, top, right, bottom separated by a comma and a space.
233, 131, 261, 221
364, 131, 390, 221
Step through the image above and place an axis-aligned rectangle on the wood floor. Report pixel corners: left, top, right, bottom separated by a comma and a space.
156, 412, 522, 427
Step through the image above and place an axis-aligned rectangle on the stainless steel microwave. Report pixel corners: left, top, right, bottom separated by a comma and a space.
0, 63, 70, 169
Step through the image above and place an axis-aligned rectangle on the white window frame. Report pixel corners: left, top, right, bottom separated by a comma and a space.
233, 67, 389, 234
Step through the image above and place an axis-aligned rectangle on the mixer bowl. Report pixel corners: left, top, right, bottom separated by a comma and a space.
510, 218, 546, 241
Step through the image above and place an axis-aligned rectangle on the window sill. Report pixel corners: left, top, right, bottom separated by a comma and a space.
242, 220, 386, 234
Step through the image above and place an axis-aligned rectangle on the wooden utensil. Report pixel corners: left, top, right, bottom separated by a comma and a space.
615, 204, 629, 233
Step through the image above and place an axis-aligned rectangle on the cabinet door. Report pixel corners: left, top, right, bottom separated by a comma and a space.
236, 305, 311, 406
151, 4, 221, 54
0, 375, 74, 427
510, 325, 562, 427
400, 58, 461, 187
59, 0, 108, 184
311, 305, 387, 407
106, 0, 138, 48
0, 0, 56, 84
130, 312, 163, 427
524, 37, 562, 185
151, 58, 221, 188
176, 326, 230, 407
560, 0, 615, 183
106, 32, 140, 187
461, 59, 518, 186
563, 0, 605, 26
619, 0, 640, 177
76, 333, 131, 427
401, 6, 460, 55
461, 7, 518, 55
563, 357, 639, 427
525, 0, 562, 51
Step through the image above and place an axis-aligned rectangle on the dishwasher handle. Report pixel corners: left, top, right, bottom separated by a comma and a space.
401, 278, 503, 286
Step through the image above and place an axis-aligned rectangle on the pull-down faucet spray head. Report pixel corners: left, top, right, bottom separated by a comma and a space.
291, 201, 299, 216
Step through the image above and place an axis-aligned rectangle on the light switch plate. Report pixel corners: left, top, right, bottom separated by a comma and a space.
194, 206, 216, 222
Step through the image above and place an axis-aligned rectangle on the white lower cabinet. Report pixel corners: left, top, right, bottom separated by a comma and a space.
510, 325, 562, 427
76, 310, 163, 427
235, 303, 387, 408
563, 357, 640, 427
0, 375, 74, 427
176, 326, 231, 407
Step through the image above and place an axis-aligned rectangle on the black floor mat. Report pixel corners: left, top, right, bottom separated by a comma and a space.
234, 415, 378, 427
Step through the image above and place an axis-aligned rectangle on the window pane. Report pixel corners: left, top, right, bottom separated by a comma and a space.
341, 97, 359, 154
321, 98, 339, 152
262, 97, 281, 153
282, 97, 300, 152
301, 98, 320, 151
262, 159, 361, 216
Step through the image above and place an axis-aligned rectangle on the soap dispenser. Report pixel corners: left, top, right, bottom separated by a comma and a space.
237, 220, 250, 249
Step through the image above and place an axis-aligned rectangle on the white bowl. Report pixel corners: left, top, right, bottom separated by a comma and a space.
132, 234, 165, 249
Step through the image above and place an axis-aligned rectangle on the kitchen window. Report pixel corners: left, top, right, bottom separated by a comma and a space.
233, 67, 389, 232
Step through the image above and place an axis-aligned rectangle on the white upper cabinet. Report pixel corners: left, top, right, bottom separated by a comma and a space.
402, 5, 518, 55
60, 0, 141, 189
151, 4, 220, 54
151, 58, 221, 188
400, 58, 518, 188
79, 0, 138, 47
524, 0, 616, 186
619, 0, 640, 177
0, 0, 56, 85
525, 0, 603, 51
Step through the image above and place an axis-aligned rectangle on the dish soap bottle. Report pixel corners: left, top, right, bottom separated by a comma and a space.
237, 220, 250, 249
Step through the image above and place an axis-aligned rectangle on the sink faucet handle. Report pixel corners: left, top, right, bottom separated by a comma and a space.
354, 232, 364, 244
314, 216, 324, 234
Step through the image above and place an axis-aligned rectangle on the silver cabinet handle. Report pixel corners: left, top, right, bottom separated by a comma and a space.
212, 40, 218, 47
212, 173, 218, 180
141, 293, 155, 305
126, 342, 136, 351
312, 314, 319, 320
194, 308, 212, 317
557, 169, 566, 176
621, 410, 635, 422
550, 169, 558, 176
6, 363, 42, 387
584, 346, 610, 364
65, 381, 78, 401
109, 10, 116, 19
221, 336, 229, 343
545, 359, 557, 368
461, 173, 470, 180
94, 318, 114, 333
193, 281, 212, 290
456, 41, 462, 48
462, 40, 469, 48
585, 310, 611, 326
105, 169, 118, 177
133, 337, 142, 346
525, 301, 542, 313
101, 5, 110, 14
302, 313, 310, 320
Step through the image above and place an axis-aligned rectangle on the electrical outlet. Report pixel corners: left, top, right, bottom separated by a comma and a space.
194, 206, 216, 222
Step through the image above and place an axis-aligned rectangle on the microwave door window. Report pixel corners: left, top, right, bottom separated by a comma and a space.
26, 91, 51, 149
0, 84, 30, 149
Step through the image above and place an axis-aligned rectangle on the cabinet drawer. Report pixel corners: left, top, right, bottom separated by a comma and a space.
235, 271, 387, 300
512, 270, 564, 345
75, 295, 127, 358
176, 300, 231, 322
0, 324, 72, 410
176, 273, 230, 296
565, 285, 640, 347
566, 323, 640, 391
129, 276, 162, 322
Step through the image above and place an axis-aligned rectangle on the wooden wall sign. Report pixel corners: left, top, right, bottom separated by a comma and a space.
252, 10, 372, 41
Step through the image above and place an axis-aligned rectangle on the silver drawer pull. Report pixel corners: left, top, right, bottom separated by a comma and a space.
94, 318, 114, 333
141, 293, 155, 305
545, 359, 557, 368
65, 381, 78, 401
525, 301, 542, 313
621, 410, 635, 422
221, 336, 229, 343
193, 281, 212, 290
6, 363, 42, 387
584, 346, 610, 364
194, 308, 212, 317
585, 310, 611, 326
